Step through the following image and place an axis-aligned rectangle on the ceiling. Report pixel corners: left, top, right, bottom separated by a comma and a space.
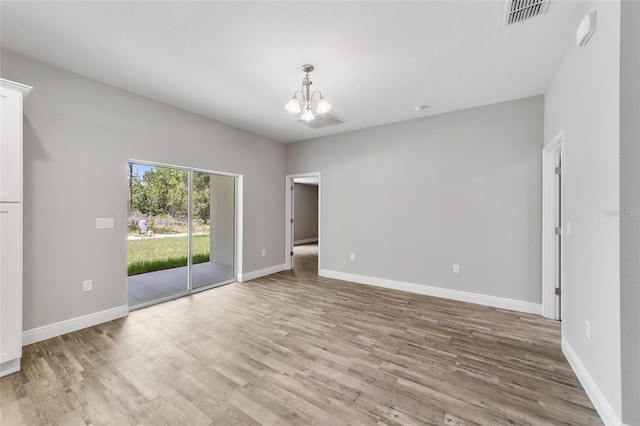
0, 1, 583, 143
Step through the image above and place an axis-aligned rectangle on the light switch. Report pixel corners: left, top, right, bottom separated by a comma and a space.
96, 218, 114, 229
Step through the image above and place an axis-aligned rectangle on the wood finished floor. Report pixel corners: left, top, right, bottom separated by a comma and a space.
1, 244, 601, 425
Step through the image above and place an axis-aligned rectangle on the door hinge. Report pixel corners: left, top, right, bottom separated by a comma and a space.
291, 186, 294, 191
290, 218, 294, 224
555, 287, 562, 296
555, 166, 561, 175
290, 251, 294, 256
555, 227, 562, 235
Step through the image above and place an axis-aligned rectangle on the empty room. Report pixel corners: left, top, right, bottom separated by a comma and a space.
0, 1, 638, 425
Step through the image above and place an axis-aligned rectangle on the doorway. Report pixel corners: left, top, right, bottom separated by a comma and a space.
542, 132, 563, 320
127, 161, 238, 309
285, 172, 321, 272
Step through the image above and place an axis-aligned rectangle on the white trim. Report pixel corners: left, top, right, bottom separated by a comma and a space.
22, 305, 129, 346
294, 238, 318, 245
285, 172, 321, 271
319, 269, 542, 315
128, 159, 239, 177
562, 337, 621, 426
239, 264, 285, 282
0, 359, 21, 377
542, 131, 564, 319
0, 78, 33, 95
236, 175, 244, 282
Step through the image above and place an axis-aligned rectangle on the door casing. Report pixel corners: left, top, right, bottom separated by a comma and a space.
284, 172, 321, 271
541, 132, 564, 320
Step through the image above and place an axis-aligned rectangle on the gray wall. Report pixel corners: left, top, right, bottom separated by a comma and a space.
293, 183, 318, 243
620, 1, 640, 423
1, 50, 285, 331
287, 96, 543, 304
544, 0, 622, 419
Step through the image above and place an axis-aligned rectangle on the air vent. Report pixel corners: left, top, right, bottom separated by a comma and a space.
504, 0, 549, 26
298, 112, 347, 129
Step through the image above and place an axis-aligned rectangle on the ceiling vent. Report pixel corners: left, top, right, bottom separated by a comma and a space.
504, 0, 549, 26
298, 112, 347, 129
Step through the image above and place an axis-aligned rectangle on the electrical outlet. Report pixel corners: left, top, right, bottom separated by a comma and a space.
261, 249, 266, 257
83, 280, 93, 292
350, 253, 355, 261
453, 264, 460, 274
586, 320, 591, 340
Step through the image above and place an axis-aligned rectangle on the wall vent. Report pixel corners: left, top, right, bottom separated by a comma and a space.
298, 112, 347, 129
504, 0, 549, 26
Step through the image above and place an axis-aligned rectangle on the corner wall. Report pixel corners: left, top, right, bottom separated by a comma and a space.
0, 49, 285, 332
287, 96, 544, 309
620, 1, 640, 424
543, 1, 622, 422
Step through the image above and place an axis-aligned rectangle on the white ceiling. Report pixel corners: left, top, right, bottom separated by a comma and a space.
0, 1, 582, 143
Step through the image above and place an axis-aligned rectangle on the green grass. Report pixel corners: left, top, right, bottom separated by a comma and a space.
128, 235, 210, 276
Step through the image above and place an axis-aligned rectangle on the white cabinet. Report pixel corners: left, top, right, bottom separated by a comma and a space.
0, 81, 29, 202
0, 79, 32, 377
0, 203, 22, 375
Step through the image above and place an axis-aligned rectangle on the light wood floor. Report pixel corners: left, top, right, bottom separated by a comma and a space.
1, 244, 601, 425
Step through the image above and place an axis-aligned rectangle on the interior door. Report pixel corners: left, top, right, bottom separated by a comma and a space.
554, 153, 562, 320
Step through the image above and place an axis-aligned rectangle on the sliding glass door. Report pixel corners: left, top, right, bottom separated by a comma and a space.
191, 171, 235, 290
127, 162, 236, 308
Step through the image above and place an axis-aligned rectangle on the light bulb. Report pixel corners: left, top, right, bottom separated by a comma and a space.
300, 109, 315, 121
285, 97, 301, 113
316, 96, 332, 114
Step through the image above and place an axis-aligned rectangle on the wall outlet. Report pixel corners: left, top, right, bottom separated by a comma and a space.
453, 264, 460, 274
586, 320, 591, 340
350, 253, 355, 261
83, 280, 93, 292
261, 249, 266, 257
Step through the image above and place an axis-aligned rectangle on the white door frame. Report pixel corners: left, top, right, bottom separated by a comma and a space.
541, 131, 564, 320
285, 172, 321, 271
127, 159, 243, 307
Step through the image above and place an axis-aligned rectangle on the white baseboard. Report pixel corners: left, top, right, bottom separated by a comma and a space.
0, 358, 21, 377
294, 238, 318, 245
562, 337, 622, 426
239, 263, 285, 282
319, 269, 542, 315
22, 305, 129, 346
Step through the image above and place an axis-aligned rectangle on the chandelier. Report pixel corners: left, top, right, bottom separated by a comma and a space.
284, 64, 332, 121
